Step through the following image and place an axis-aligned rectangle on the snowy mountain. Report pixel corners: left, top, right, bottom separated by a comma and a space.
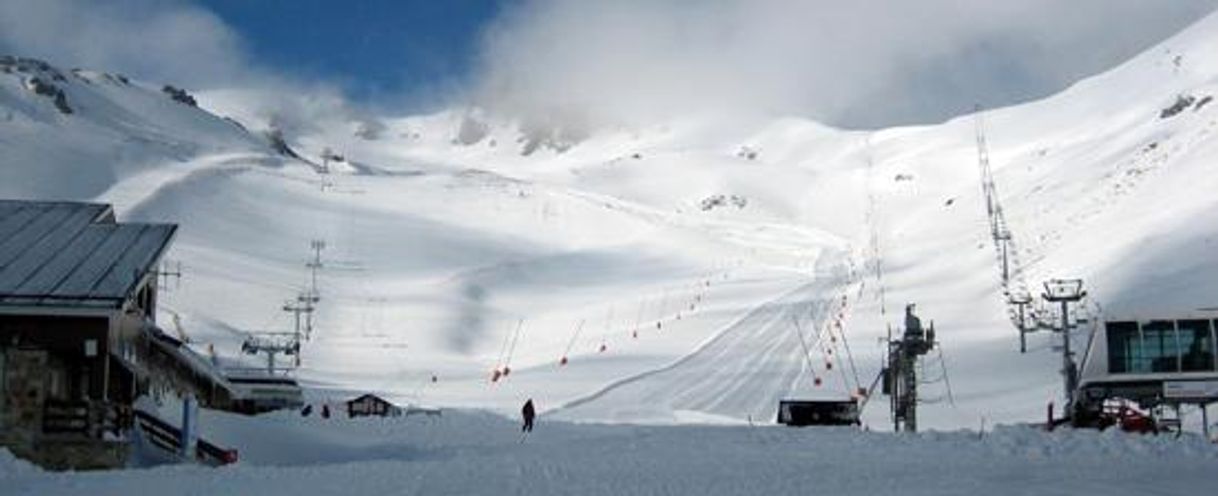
0, 56, 273, 199
3, 9, 1218, 437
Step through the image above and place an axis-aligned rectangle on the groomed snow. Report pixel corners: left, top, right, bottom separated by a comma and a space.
3, 410, 1217, 495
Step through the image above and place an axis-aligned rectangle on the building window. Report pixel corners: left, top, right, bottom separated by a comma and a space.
1106, 321, 1139, 374
1179, 320, 1215, 372
1141, 321, 1180, 373
1108, 319, 1218, 375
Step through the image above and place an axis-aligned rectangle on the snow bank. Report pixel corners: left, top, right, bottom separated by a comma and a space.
3, 410, 1215, 495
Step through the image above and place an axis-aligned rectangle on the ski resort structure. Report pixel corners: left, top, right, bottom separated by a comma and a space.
0, 200, 176, 468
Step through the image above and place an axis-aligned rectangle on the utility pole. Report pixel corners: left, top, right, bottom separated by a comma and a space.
1042, 279, 1086, 416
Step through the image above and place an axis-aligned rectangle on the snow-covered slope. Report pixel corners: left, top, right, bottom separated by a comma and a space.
0, 56, 269, 199
3, 11, 1218, 435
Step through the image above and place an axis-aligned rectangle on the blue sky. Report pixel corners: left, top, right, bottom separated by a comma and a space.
196, 0, 508, 104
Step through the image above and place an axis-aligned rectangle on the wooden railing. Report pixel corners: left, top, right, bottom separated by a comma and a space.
133, 409, 238, 466
41, 399, 127, 438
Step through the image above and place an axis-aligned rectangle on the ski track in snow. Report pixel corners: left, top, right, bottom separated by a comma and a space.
554, 249, 849, 423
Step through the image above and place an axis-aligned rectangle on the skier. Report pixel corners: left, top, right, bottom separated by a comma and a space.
521, 398, 536, 433
321, 403, 331, 419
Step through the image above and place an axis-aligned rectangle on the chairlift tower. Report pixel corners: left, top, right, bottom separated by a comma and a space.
974, 106, 996, 220
283, 297, 315, 350
240, 332, 299, 375
883, 305, 937, 432
1008, 291, 1034, 353
294, 240, 326, 339
1042, 279, 1086, 414
307, 239, 326, 301
995, 229, 1011, 283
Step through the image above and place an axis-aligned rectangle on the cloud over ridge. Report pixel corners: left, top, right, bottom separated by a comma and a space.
471, 0, 1218, 129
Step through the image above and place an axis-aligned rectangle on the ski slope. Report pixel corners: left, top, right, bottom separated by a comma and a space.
3, 10, 1218, 437
555, 251, 854, 424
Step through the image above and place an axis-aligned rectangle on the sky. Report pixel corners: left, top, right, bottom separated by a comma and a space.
1, 0, 1217, 128
193, 0, 508, 106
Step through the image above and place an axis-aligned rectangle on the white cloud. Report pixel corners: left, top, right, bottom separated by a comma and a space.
0, 0, 253, 87
472, 0, 1218, 128
0, 0, 369, 135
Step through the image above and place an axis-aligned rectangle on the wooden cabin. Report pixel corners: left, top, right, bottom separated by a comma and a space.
0, 200, 176, 469
346, 393, 401, 418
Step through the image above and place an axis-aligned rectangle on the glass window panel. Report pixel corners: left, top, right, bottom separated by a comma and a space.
1179, 320, 1215, 372
1106, 321, 1139, 374
1141, 320, 1179, 373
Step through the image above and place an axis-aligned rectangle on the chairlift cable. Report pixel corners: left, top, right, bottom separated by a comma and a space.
838, 298, 864, 391
827, 321, 852, 395
504, 318, 525, 368
937, 345, 957, 407
600, 305, 614, 351
791, 316, 822, 389
561, 319, 586, 360
632, 299, 646, 338
494, 320, 513, 371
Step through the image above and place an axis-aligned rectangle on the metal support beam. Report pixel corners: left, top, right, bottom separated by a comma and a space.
1042, 279, 1086, 416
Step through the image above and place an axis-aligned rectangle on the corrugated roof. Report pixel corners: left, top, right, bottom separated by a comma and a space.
0, 200, 176, 310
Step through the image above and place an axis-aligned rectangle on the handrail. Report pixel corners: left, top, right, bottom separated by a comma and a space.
133, 409, 237, 466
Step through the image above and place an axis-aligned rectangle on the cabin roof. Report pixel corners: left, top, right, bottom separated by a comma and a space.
0, 199, 177, 310
347, 393, 393, 405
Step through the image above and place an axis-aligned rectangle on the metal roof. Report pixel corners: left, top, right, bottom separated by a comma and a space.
0, 200, 177, 310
